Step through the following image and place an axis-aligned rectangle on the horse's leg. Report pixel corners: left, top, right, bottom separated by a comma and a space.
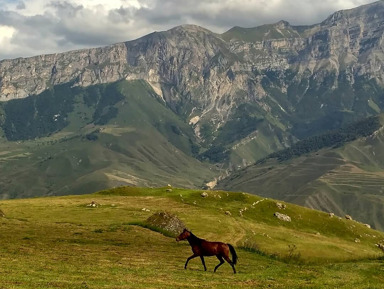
223, 255, 236, 274
184, 254, 198, 269
200, 256, 207, 271
214, 256, 225, 273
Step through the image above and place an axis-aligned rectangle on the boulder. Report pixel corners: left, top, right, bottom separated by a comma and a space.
201, 192, 208, 198
145, 211, 185, 237
345, 215, 353, 220
276, 202, 286, 210
274, 212, 291, 222
86, 201, 99, 208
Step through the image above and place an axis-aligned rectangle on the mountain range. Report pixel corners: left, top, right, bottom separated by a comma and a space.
1, 1, 384, 229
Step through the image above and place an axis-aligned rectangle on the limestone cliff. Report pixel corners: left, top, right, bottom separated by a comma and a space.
0, 1, 384, 146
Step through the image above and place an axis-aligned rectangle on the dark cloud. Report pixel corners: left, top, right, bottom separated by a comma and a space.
0, 0, 379, 60
134, 0, 377, 31
108, 7, 133, 24
49, 2, 137, 46
16, 1, 25, 10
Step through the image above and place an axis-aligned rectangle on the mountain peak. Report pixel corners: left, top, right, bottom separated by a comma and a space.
274, 20, 291, 28
168, 24, 213, 34
322, 0, 384, 25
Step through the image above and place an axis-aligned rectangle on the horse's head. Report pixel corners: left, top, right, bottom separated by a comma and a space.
176, 228, 191, 242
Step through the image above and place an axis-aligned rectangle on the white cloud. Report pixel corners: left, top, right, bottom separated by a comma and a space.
0, 25, 16, 54
0, 0, 379, 60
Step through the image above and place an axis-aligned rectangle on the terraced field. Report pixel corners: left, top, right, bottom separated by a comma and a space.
219, 121, 384, 231
320, 165, 384, 196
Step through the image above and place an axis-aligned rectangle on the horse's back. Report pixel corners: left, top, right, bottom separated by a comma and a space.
199, 240, 229, 256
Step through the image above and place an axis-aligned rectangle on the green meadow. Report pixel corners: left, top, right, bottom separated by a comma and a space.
1, 186, 384, 288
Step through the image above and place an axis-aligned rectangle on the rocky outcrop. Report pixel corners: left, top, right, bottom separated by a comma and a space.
274, 212, 291, 222
145, 211, 186, 237
0, 43, 130, 101
0, 2, 383, 144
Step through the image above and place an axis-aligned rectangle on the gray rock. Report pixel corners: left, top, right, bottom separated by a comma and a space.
1, 2, 384, 142
276, 202, 286, 210
146, 211, 185, 237
274, 212, 291, 222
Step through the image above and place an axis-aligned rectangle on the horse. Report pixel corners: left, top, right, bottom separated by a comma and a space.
176, 228, 238, 273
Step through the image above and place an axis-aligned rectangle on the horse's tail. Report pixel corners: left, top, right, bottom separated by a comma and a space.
227, 244, 238, 265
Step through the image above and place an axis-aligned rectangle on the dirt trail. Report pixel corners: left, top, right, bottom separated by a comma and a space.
231, 220, 247, 246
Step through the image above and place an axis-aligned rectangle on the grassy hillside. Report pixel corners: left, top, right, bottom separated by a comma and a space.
221, 22, 305, 42
0, 186, 384, 288
0, 80, 216, 199
218, 116, 384, 231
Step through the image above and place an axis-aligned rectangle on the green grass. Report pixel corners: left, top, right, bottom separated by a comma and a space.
0, 80, 216, 199
1, 186, 384, 288
221, 23, 304, 42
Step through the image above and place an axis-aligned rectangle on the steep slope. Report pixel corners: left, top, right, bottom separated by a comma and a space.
1, 2, 384, 169
0, 80, 216, 199
0, 2, 384, 202
218, 115, 384, 230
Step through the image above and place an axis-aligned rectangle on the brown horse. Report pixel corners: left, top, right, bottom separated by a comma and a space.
176, 228, 238, 273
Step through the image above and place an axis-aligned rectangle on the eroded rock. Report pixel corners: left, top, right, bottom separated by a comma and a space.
274, 212, 291, 222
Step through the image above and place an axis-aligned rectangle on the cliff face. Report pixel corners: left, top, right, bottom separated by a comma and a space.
0, 2, 384, 146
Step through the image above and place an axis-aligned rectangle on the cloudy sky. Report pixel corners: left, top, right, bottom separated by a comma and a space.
0, 0, 378, 60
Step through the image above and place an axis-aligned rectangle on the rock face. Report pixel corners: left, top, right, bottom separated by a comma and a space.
145, 211, 186, 237
1, 2, 383, 144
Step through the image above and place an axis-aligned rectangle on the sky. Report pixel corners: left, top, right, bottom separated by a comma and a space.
0, 0, 379, 60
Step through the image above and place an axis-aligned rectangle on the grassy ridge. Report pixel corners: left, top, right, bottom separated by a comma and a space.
1, 187, 384, 288
221, 23, 305, 42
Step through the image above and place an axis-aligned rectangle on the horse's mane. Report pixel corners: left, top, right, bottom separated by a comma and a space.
188, 231, 204, 243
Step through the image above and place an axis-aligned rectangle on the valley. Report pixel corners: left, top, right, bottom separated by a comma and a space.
0, 1, 384, 233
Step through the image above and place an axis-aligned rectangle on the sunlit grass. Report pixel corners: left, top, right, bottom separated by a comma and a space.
1, 187, 384, 288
